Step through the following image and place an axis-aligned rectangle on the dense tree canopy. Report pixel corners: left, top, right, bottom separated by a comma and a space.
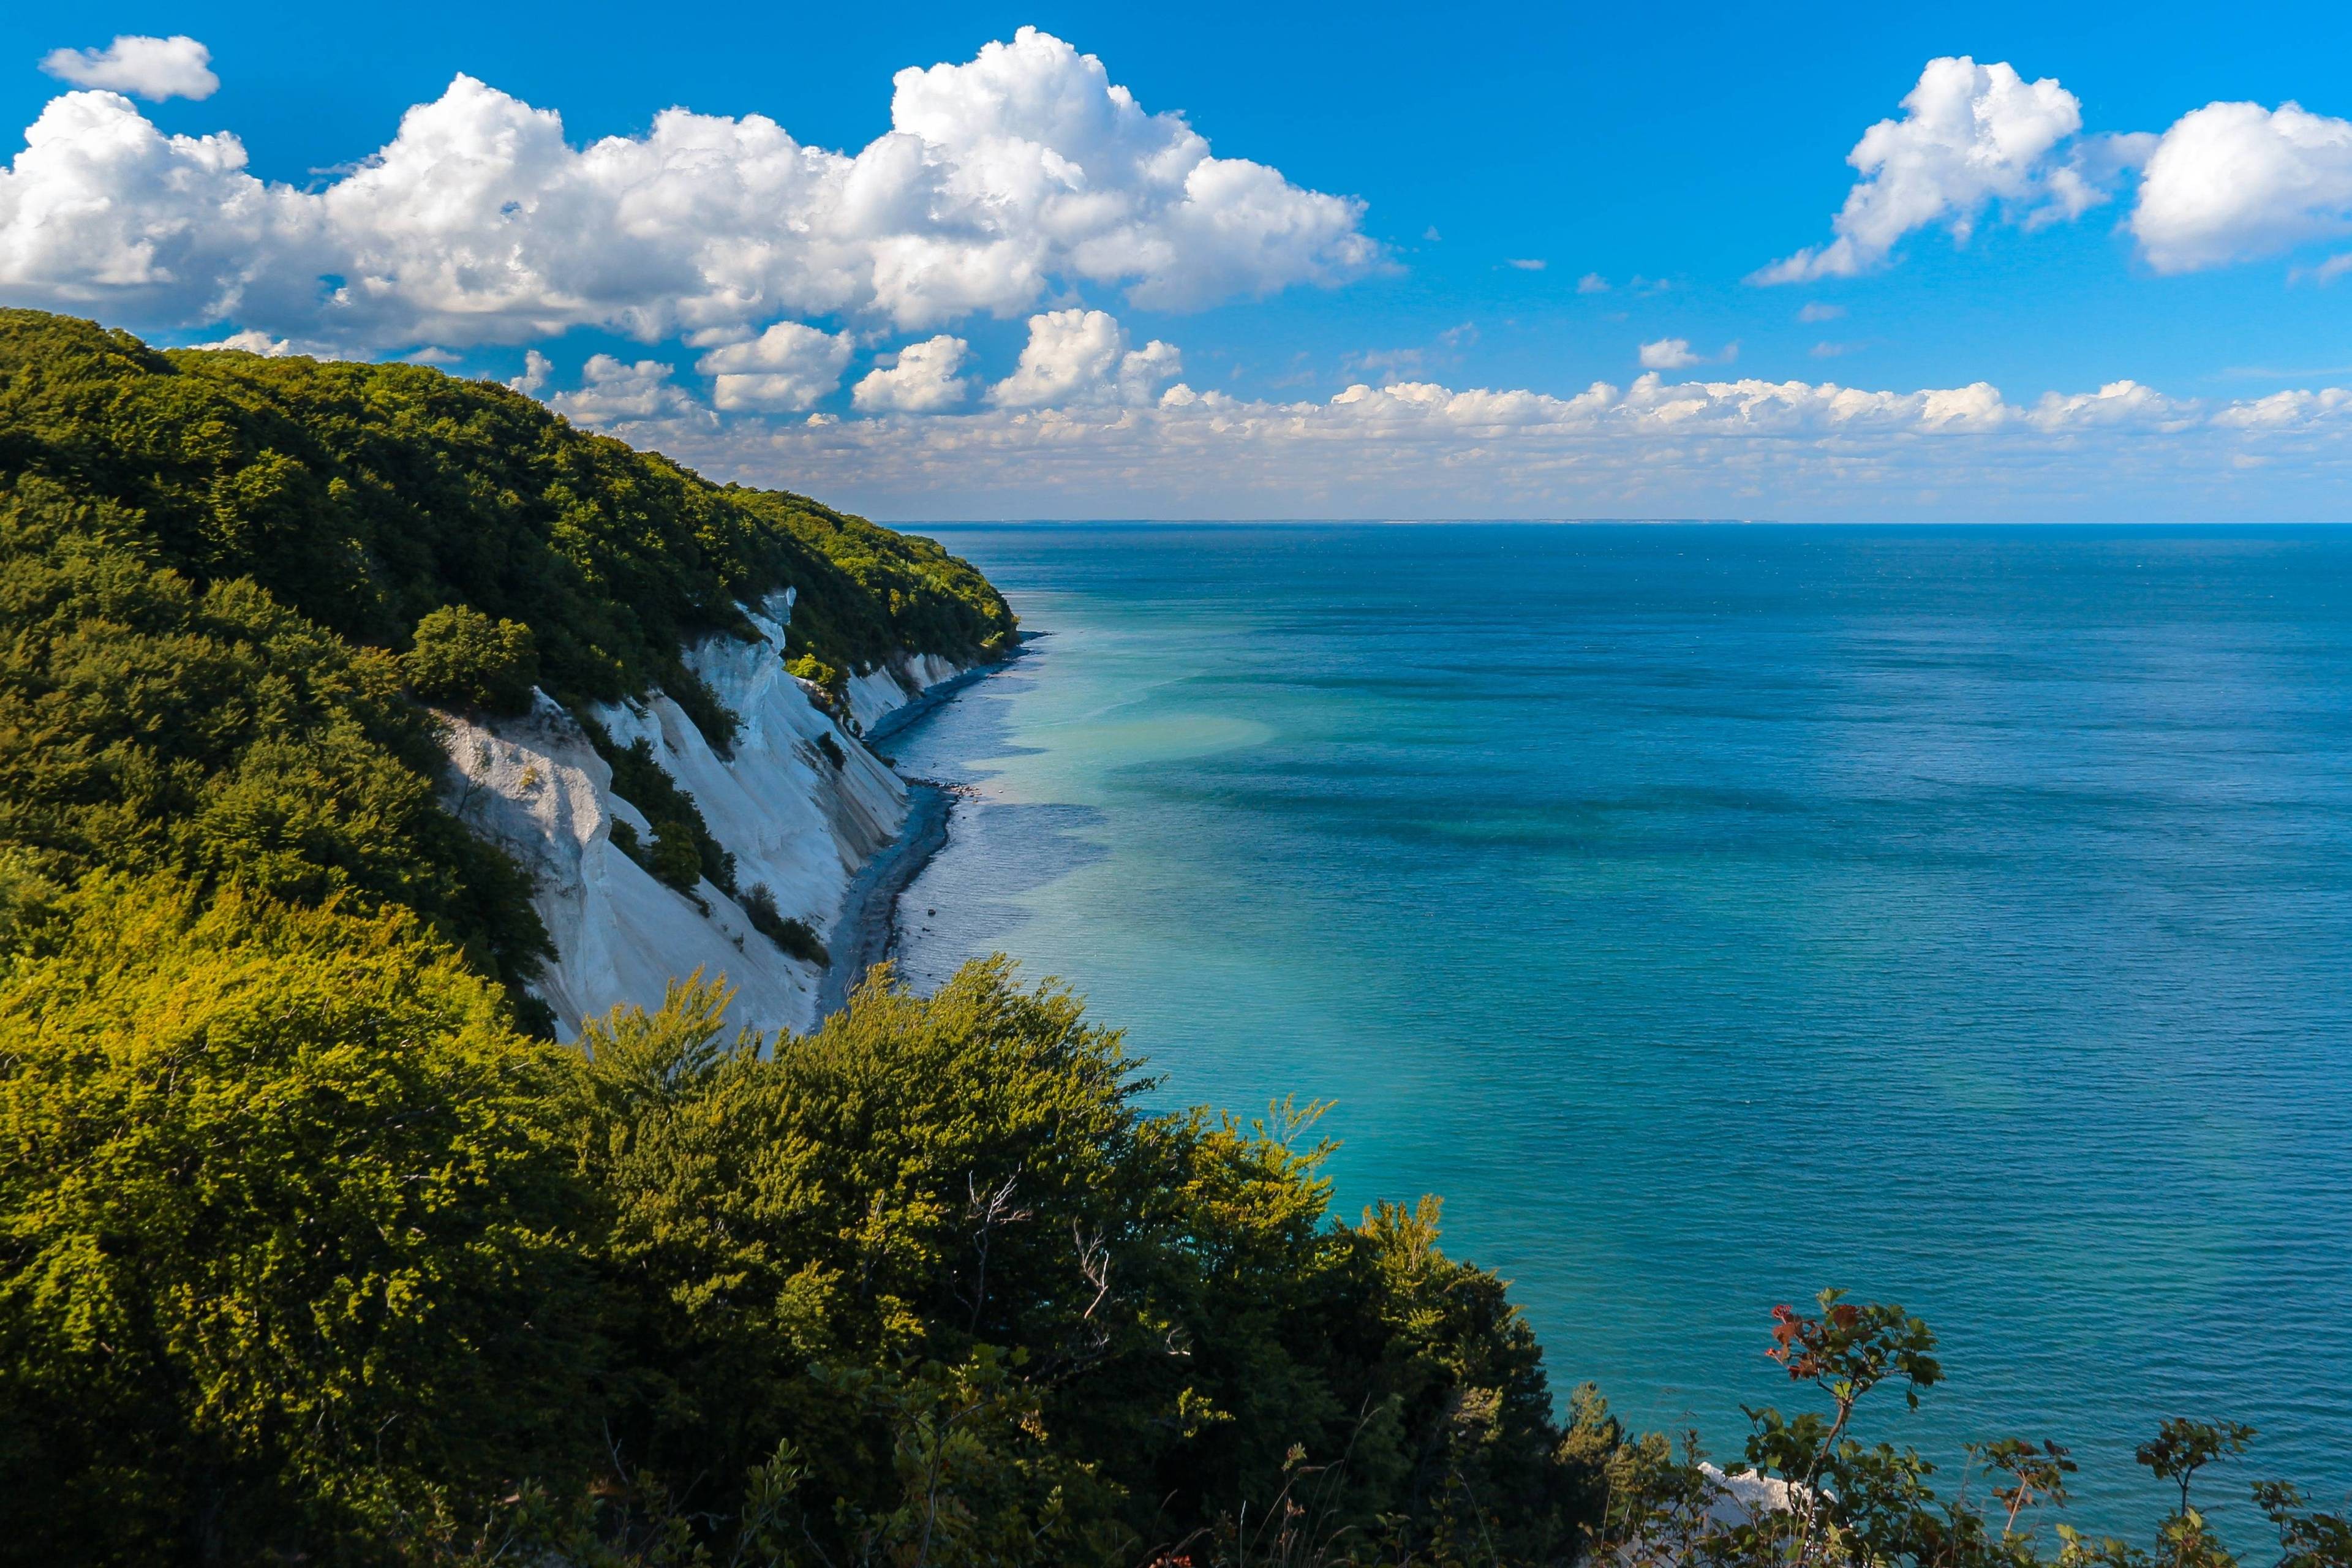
0, 902, 1611, 1565
0, 311, 1014, 704
0, 478, 549, 991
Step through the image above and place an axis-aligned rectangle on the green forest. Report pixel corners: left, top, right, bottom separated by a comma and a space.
0, 309, 1012, 1011
0, 312, 2341, 1566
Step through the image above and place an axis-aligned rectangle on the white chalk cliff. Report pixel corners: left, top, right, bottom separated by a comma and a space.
438, 589, 968, 1041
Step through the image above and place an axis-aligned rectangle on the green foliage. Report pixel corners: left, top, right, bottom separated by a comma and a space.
401, 603, 541, 714
660, 658, 742, 756
0, 847, 62, 953
2254, 1484, 2352, 1568
0, 478, 549, 990
787, 649, 845, 710
548, 960, 1603, 1567
2139, 1419, 2259, 1519
0, 877, 592, 1564
739, 880, 827, 964
582, 719, 736, 899
0, 309, 1014, 704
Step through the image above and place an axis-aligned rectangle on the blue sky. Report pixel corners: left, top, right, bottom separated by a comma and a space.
5, 2, 2352, 519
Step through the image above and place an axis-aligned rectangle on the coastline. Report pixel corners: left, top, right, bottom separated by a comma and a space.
816, 635, 1035, 1018
862, 658, 995, 747
816, 777, 955, 1016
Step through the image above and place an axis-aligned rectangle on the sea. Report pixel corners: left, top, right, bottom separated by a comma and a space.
876, 523, 2352, 1535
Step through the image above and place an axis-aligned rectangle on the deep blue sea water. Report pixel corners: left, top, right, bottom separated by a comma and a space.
880, 524, 2352, 1535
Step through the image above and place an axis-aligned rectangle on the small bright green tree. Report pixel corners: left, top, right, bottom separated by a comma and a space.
402, 603, 541, 715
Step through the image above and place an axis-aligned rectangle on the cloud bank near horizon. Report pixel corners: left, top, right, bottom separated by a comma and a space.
543, 336, 2352, 521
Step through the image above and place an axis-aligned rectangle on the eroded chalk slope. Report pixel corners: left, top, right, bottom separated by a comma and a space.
440, 590, 968, 1039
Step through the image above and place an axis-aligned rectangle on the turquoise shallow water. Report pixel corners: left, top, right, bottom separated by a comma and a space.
881, 524, 2352, 1534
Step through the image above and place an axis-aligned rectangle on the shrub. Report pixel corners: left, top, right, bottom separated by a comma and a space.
584, 724, 736, 899
402, 604, 540, 715
1590, 1288, 2351, 1568
739, 881, 827, 965
661, 660, 740, 757
647, 823, 706, 895
603, 813, 719, 915
786, 651, 846, 719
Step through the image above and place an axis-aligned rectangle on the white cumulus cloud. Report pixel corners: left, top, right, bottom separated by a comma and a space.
696, 322, 853, 412
40, 35, 217, 101
1638, 338, 1735, 369
2132, 101, 2352, 271
0, 28, 1376, 351
0, 91, 268, 315
987, 308, 1180, 408
853, 335, 973, 412
2026, 379, 2196, 430
1764, 56, 2352, 280
508, 349, 552, 395
1759, 57, 2095, 282
548, 355, 711, 427
2211, 386, 2352, 428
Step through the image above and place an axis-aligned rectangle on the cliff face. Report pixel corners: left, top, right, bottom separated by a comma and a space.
848, 652, 967, 733
439, 590, 966, 1041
